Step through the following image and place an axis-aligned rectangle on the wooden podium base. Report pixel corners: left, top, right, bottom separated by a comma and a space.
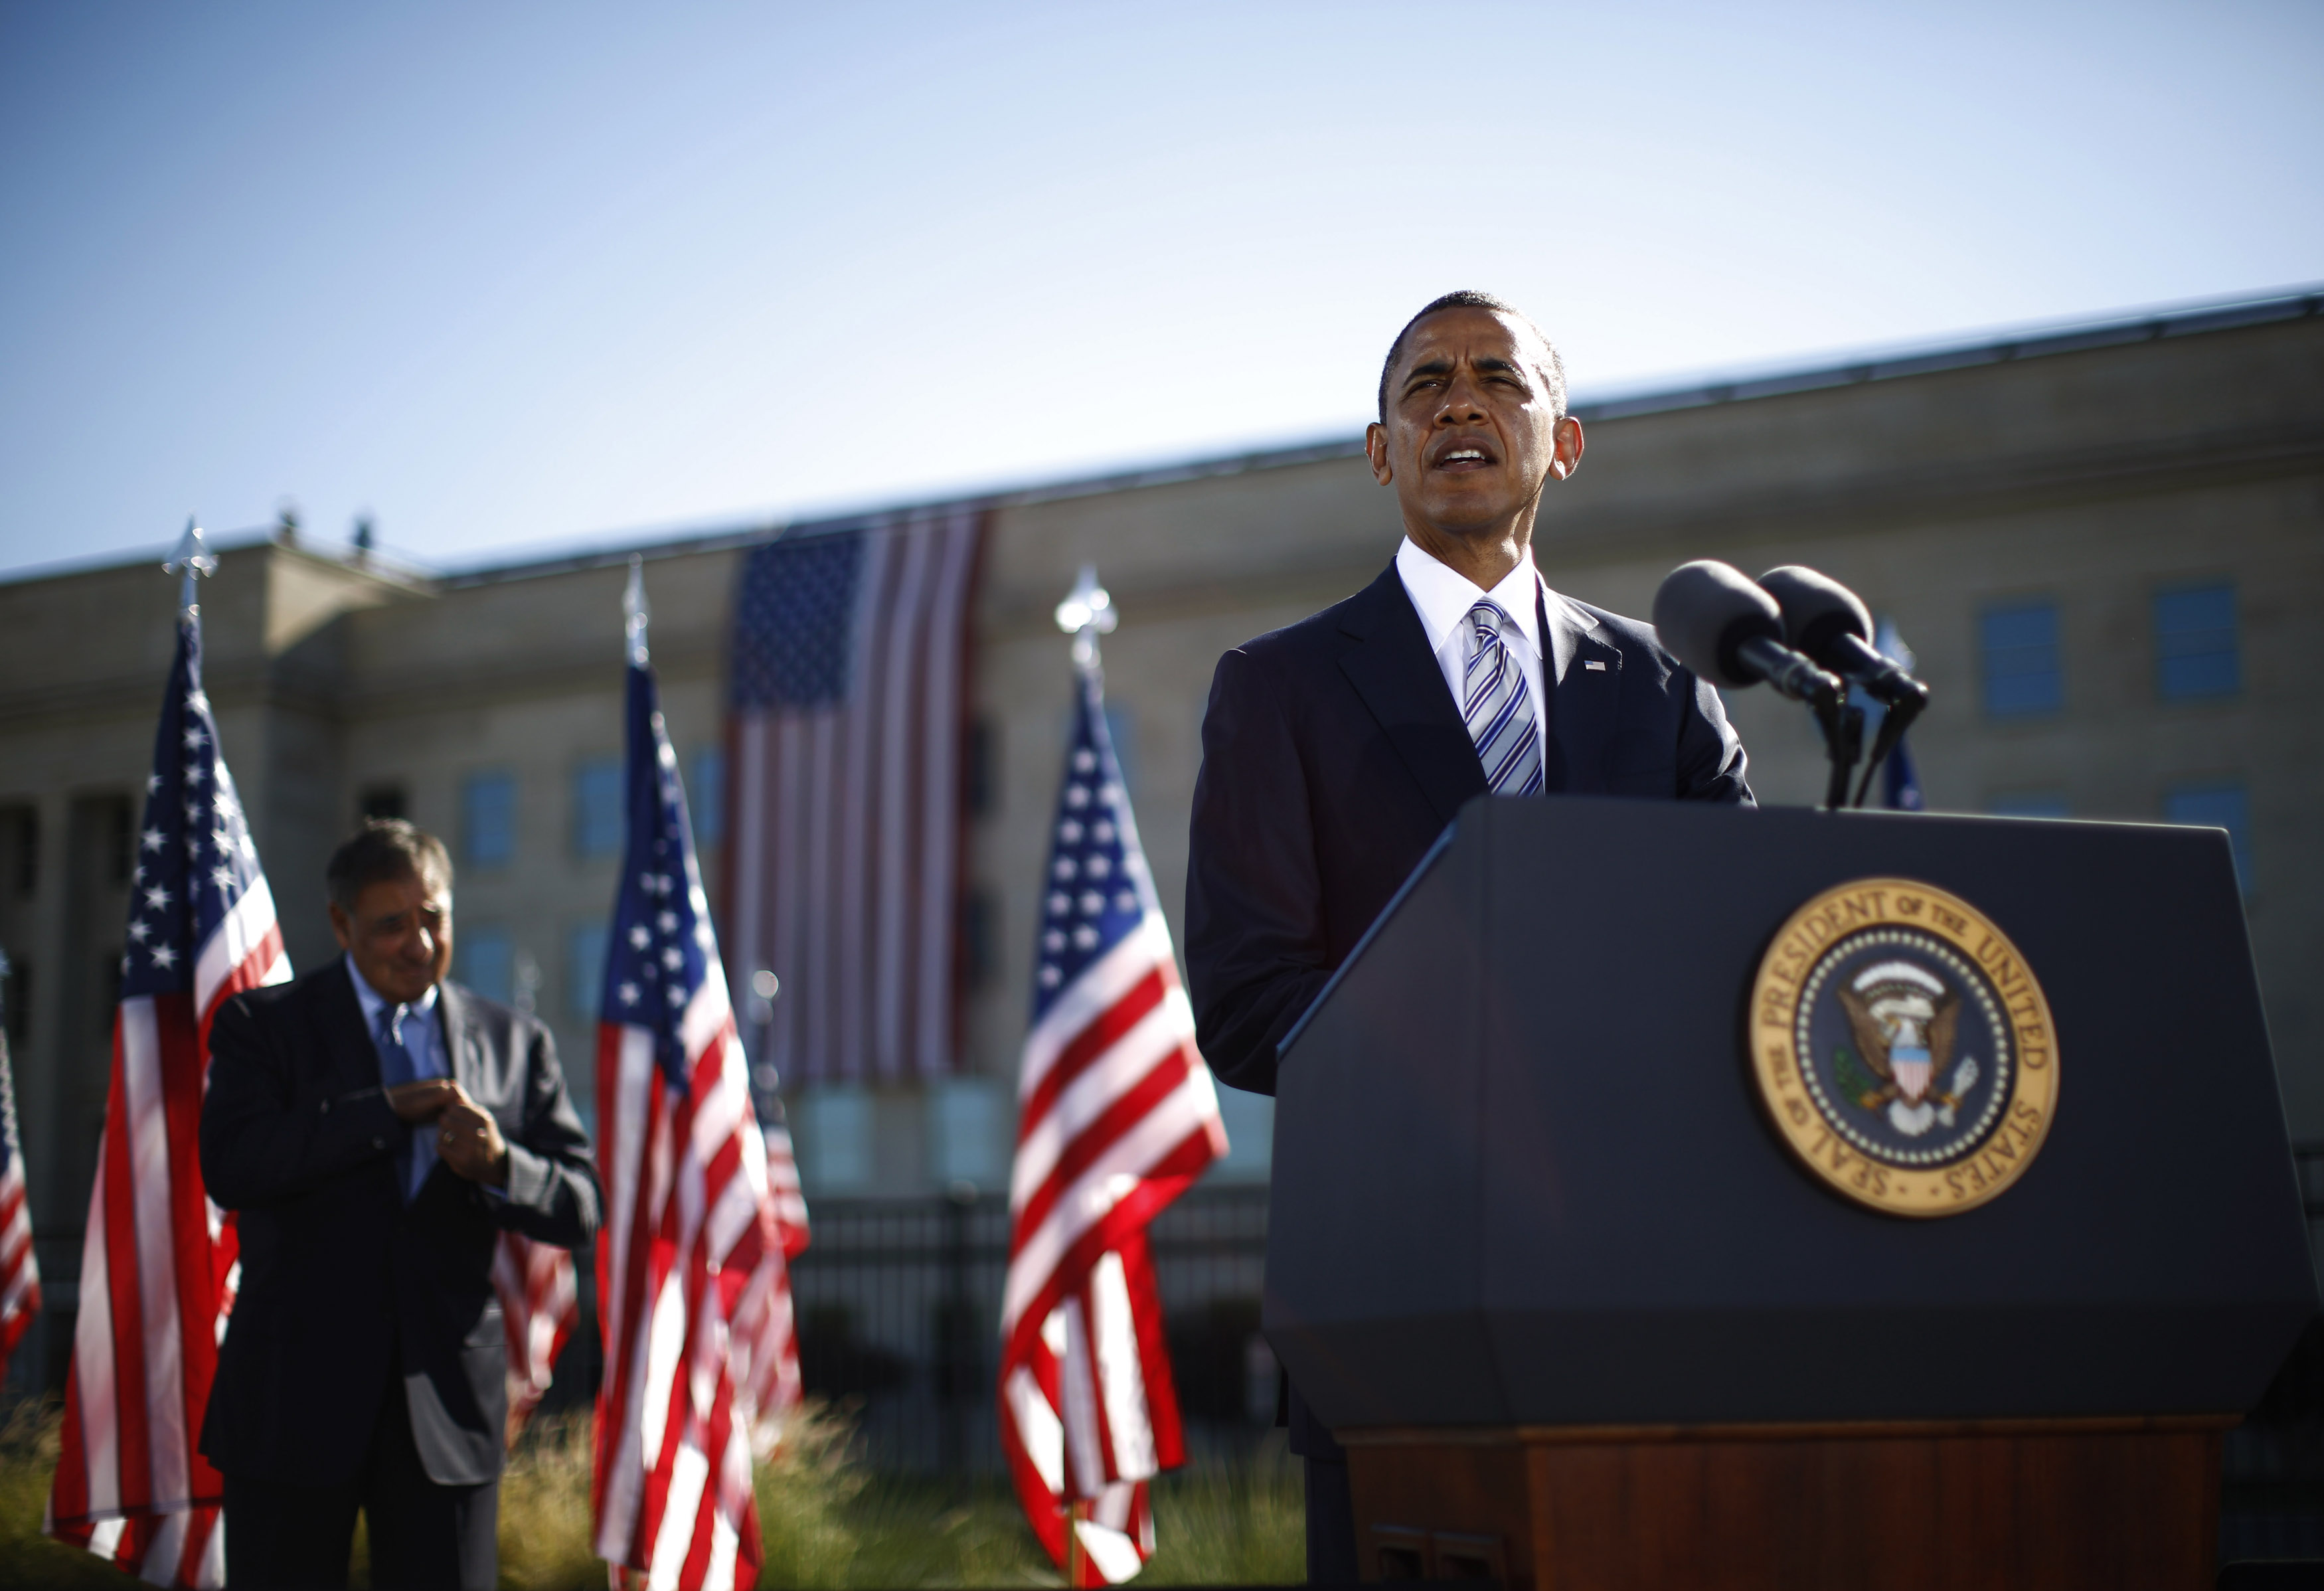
1340, 1416, 2233, 1591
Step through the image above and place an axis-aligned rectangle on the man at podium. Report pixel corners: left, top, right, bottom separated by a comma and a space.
1185, 290, 1752, 1580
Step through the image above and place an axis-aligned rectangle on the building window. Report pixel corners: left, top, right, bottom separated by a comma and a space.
926, 1077, 1005, 1192
1210, 1088, 1275, 1183
1987, 792, 2069, 820
3, 806, 37, 897
358, 784, 408, 822
463, 773, 517, 869
567, 921, 609, 1021
454, 926, 515, 1005
960, 889, 996, 991
2154, 583, 2240, 701
795, 1086, 874, 1195
1980, 600, 2062, 718
688, 748, 723, 846
106, 797, 134, 886
2163, 781, 2253, 894
574, 758, 623, 859
966, 719, 997, 819
1, 951, 29, 1043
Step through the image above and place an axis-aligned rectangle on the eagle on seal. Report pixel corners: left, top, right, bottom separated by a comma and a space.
1836, 960, 1976, 1137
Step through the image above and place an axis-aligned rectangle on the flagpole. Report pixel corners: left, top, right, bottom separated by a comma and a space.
163, 517, 215, 620
625, 552, 650, 666
1055, 570, 1109, 1591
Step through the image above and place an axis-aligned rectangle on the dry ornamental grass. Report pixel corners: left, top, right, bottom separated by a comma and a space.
0, 1398, 1302, 1589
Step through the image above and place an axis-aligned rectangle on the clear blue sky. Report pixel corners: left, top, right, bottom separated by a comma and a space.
1, 1, 2317, 574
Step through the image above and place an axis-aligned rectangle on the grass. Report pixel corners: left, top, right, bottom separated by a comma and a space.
1, 1398, 1303, 1589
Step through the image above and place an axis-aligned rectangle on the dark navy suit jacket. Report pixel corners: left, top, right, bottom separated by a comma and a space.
1187, 560, 1753, 1098
199, 960, 600, 1487
1185, 560, 1752, 1455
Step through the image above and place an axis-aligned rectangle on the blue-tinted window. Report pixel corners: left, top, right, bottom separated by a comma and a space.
462, 773, 516, 868
2164, 781, 2253, 894
454, 926, 515, 1004
689, 748, 724, 846
1209, 1088, 1275, 1183
574, 757, 623, 859
1981, 601, 2062, 718
2155, 584, 2240, 701
1988, 792, 2069, 820
568, 921, 608, 1020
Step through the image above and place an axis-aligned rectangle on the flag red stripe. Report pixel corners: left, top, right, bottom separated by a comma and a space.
1008, 1044, 1195, 1263
1015, 970, 1169, 1148
100, 1027, 154, 1514
157, 1001, 222, 1504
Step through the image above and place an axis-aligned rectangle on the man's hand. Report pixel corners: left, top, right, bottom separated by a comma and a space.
385, 1078, 463, 1124
436, 1092, 511, 1188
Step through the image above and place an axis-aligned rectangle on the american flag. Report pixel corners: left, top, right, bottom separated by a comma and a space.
0, 952, 40, 1392
493, 1230, 578, 1441
724, 509, 983, 1086
594, 645, 801, 1590
999, 659, 1226, 1586
47, 601, 290, 1588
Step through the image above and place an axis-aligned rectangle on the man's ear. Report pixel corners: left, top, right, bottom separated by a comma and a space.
327, 901, 353, 953
1365, 422, 1392, 485
1546, 414, 1585, 483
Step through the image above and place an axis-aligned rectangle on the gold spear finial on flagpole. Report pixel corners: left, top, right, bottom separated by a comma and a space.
163, 517, 216, 620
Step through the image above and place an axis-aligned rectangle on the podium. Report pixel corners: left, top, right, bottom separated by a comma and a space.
1264, 797, 2316, 1590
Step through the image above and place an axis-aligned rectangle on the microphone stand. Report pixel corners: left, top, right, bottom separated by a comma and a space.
1813, 693, 1865, 813
1849, 690, 1928, 809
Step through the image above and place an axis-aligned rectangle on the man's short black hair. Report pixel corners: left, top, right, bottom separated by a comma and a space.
1376, 290, 1568, 423
326, 818, 453, 914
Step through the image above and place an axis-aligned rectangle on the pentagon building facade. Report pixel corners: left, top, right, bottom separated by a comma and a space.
0, 292, 2316, 1269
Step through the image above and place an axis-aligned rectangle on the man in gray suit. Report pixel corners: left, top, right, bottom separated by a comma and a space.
200, 819, 600, 1590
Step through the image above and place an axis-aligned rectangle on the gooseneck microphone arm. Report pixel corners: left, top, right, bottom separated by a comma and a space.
1732, 635, 1845, 710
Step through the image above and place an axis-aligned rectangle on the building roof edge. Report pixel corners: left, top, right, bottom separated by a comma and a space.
12, 284, 2315, 594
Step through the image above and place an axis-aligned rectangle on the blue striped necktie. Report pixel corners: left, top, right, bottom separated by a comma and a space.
1462, 600, 1544, 795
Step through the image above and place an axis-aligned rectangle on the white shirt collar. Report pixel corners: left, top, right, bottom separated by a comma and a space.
345, 952, 439, 1024
1395, 537, 1545, 659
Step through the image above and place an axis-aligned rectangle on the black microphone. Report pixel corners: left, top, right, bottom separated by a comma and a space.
1756, 566, 1928, 707
1651, 560, 1843, 707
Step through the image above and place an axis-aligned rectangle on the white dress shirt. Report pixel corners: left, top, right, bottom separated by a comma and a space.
1394, 537, 1554, 760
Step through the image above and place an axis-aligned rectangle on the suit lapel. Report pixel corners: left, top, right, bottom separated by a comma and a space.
321, 960, 387, 1090
1337, 564, 1487, 827
436, 980, 479, 1096
1548, 596, 1623, 794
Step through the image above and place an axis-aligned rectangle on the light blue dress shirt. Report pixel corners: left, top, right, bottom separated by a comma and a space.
347, 953, 449, 1201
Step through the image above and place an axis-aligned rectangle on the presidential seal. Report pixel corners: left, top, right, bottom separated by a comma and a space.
1748, 877, 2058, 1217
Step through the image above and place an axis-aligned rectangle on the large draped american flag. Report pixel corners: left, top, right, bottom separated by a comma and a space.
724, 509, 982, 1086
594, 642, 805, 1591
999, 658, 1226, 1586
48, 606, 289, 1588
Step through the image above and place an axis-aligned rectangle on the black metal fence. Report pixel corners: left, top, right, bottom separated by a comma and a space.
786, 1184, 1274, 1475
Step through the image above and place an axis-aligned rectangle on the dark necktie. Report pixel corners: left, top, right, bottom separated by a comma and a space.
375, 1004, 437, 1201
